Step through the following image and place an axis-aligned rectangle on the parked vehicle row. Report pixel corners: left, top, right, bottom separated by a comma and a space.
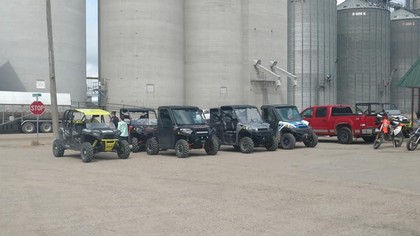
52, 103, 419, 163
52, 104, 319, 163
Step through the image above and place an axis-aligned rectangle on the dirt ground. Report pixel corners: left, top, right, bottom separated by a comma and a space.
0, 133, 420, 236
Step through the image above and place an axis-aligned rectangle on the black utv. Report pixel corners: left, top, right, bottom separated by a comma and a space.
120, 108, 157, 152
52, 109, 130, 163
261, 105, 318, 149
209, 105, 277, 153
146, 106, 219, 158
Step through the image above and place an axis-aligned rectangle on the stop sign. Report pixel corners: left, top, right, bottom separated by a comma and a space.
30, 101, 45, 116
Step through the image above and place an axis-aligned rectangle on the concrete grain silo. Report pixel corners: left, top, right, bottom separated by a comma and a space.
287, 0, 337, 110
390, 8, 420, 113
99, 0, 184, 108
184, 0, 288, 108
406, 0, 420, 14
184, 0, 243, 107
245, 0, 288, 106
0, 0, 87, 103
337, 0, 390, 105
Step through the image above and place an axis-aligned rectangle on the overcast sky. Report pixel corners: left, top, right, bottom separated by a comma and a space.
86, 0, 407, 77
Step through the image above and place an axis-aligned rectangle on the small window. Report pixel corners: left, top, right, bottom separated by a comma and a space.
302, 109, 313, 118
332, 107, 353, 116
159, 109, 172, 128
315, 107, 327, 118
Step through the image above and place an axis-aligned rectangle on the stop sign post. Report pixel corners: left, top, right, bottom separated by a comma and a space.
31, 94, 45, 145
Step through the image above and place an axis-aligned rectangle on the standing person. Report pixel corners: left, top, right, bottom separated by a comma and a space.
117, 115, 129, 141
110, 111, 119, 129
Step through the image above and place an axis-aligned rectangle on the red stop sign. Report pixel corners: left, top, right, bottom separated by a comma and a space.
30, 101, 45, 116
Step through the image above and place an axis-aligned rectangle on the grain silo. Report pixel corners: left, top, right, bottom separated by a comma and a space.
184, 0, 288, 108
99, 0, 184, 108
287, 0, 337, 110
390, 8, 420, 113
337, 0, 390, 105
184, 0, 243, 107
245, 0, 288, 106
406, 0, 420, 14
0, 0, 87, 103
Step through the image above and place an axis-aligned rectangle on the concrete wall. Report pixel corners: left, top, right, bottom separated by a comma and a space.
100, 0, 288, 109
99, 0, 184, 108
0, 0, 87, 103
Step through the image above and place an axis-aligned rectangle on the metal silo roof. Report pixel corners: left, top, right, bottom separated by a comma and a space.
391, 8, 420, 20
337, 0, 387, 10
399, 58, 420, 88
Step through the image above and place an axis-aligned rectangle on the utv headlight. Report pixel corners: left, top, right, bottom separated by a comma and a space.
180, 128, 193, 135
114, 130, 121, 136
245, 126, 258, 132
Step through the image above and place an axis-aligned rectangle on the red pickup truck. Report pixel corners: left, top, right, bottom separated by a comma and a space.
300, 105, 377, 144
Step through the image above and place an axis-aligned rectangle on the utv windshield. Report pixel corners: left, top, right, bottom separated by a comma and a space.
86, 122, 110, 130
130, 112, 158, 126
172, 109, 206, 125
275, 107, 301, 122
234, 107, 262, 123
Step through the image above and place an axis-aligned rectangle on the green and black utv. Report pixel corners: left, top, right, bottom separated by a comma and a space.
52, 109, 130, 163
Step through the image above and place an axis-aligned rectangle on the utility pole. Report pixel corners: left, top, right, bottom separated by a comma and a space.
46, 0, 59, 139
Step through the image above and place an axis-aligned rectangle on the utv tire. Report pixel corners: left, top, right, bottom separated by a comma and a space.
265, 136, 278, 151
204, 136, 219, 155
337, 127, 353, 144
52, 139, 65, 157
146, 137, 159, 155
131, 137, 140, 153
117, 140, 130, 159
239, 137, 254, 153
362, 136, 376, 143
81, 142, 93, 163
175, 139, 189, 158
304, 133, 318, 148
407, 135, 419, 151
280, 133, 296, 149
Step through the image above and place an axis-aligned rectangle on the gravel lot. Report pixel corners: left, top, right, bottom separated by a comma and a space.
0, 133, 420, 236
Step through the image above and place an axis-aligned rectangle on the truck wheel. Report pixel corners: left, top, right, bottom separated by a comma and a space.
40, 122, 52, 133
265, 136, 278, 151
407, 135, 419, 151
80, 142, 93, 163
117, 140, 130, 159
52, 139, 65, 157
175, 139, 189, 158
239, 137, 254, 153
204, 136, 219, 155
280, 133, 296, 149
304, 133, 318, 147
146, 137, 159, 155
337, 127, 353, 144
21, 122, 35, 133
131, 137, 140, 152
362, 136, 375, 143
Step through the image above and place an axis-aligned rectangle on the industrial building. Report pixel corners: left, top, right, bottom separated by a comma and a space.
98, 0, 288, 109
0, 0, 87, 104
1, 0, 420, 114
390, 7, 420, 113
